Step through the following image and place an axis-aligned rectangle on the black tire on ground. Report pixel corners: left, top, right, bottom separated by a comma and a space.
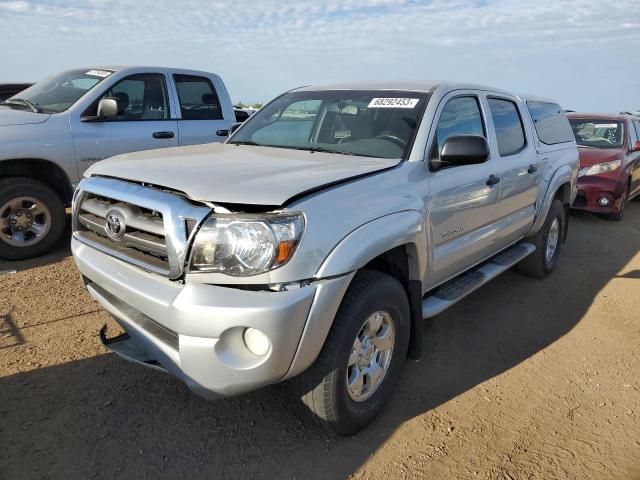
291, 270, 410, 436
606, 180, 630, 222
517, 198, 565, 279
0, 177, 66, 260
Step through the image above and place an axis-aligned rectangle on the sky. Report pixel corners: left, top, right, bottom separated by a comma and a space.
0, 0, 639, 112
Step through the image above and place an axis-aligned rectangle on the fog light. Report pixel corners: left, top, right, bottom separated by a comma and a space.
598, 197, 610, 206
243, 328, 270, 356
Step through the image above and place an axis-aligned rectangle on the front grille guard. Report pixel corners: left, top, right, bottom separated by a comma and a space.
73, 176, 211, 279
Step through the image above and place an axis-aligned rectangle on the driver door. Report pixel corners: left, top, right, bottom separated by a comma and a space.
70, 73, 178, 176
426, 92, 502, 288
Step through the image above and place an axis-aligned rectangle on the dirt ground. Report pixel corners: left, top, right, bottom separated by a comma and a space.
1, 204, 639, 480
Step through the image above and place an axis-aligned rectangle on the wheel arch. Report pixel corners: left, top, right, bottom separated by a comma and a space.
315, 210, 427, 360
0, 158, 74, 206
529, 164, 576, 241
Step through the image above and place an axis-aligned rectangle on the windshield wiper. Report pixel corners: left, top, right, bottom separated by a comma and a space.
230, 140, 261, 146
278, 145, 385, 158
3, 98, 41, 113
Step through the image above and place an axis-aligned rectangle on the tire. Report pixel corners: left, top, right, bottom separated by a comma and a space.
0, 177, 66, 260
517, 199, 565, 279
291, 270, 410, 436
606, 180, 630, 222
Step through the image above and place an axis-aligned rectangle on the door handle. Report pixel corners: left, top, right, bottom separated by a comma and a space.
216, 129, 229, 137
152, 131, 175, 139
486, 174, 500, 186
528, 164, 538, 174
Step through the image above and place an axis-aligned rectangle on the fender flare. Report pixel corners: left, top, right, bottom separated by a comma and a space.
315, 210, 427, 279
528, 164, 576, 238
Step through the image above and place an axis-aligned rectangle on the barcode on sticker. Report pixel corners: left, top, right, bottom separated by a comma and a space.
368, 98, 419, 108
86, 69, 112, 78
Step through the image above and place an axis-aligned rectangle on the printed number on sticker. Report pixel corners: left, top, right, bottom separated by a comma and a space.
85, 70, 112, 78
368, 98, 419, 109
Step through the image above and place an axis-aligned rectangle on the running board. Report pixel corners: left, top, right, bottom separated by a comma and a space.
422, 243, 536, 318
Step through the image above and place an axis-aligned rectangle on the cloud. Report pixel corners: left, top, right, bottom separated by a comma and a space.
0, 0, 30, 12
0, 0, 638, 110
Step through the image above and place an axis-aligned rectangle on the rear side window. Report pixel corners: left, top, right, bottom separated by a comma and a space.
433, 96, 485, 157
174, 75, 223, 120
488, 98, 526, 156
632, 120, 640, 144
526, 101, 574, 145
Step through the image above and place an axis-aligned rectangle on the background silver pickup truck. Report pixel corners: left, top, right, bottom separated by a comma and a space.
0, 66, 236, 260
71, 81, 578, 435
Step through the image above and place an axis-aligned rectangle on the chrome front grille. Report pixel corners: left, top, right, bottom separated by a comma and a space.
73, 176, 211, 278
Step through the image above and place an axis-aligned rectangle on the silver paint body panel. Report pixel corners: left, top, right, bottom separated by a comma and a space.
72, 81, 578, 398
0, 66, 235, 197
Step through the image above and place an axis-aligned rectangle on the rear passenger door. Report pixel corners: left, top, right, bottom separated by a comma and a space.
427, 92, 501, 287
485, 95, 538, 244
172, 74, 229, 145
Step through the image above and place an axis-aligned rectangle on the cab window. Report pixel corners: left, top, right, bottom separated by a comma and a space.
174, 75, 223, 120
527, 101, 574, 144
101, 73, 170, 121
432, 96, 485, 158
488, 98, 526, 156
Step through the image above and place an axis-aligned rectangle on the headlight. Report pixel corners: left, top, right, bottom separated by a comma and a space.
578, 159, 621, 177
189, 213, 304, 276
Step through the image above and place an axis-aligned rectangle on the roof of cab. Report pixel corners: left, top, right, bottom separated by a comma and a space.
290, 80, 516, 95
63, 66, 220, 77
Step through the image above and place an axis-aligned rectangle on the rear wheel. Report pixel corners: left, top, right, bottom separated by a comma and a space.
517, 199, 565, 279
291, 270, 410, 436
0, 177, 66, 260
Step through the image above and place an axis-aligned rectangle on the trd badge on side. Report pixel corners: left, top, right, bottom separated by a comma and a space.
441, 225, 464, 239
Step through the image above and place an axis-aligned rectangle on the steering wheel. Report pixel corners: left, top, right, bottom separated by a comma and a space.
375, 134, 407, 149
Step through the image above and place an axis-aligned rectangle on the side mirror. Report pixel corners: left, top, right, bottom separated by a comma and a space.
432, 135, 490, 170
81, 97, 122, 122
633, 140, 640, 152
97, 97, 120, 117
229, 122, 243, 136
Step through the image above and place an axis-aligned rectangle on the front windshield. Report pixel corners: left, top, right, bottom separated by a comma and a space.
228, 90, 429, 159
569, 119, 624, 149
3, 68, 113, 114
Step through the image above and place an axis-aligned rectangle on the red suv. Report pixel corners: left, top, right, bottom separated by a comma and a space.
568, 113, 640, 220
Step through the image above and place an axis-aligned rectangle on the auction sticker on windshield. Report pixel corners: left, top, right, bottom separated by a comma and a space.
85, 69, 113, 78
368, 98, 419, 108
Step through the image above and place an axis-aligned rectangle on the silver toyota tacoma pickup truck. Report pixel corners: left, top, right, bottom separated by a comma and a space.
71, 81, 578, 435
0, 66, 236, 260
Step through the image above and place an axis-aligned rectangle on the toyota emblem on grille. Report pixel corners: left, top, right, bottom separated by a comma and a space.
105, 209, 126, 241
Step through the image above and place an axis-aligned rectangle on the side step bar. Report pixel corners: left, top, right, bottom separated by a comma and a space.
422, 243, 536, 318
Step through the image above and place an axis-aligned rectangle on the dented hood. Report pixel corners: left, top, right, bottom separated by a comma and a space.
86, 142, 400, 206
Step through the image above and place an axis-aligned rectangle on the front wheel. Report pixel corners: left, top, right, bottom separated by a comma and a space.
517, 199, 565, 279
0, 177, 66, 260
291, 270, 410, 436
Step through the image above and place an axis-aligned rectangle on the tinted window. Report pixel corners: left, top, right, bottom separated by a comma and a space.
569, 119, 624, 149
633, 120, 640, 144
433, 96, 485, 157
488, 98, 526, 156
234, 109, 250, 122
527, 101, 574, 144
174, 75, 223, 120
102, 74, 169, 120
